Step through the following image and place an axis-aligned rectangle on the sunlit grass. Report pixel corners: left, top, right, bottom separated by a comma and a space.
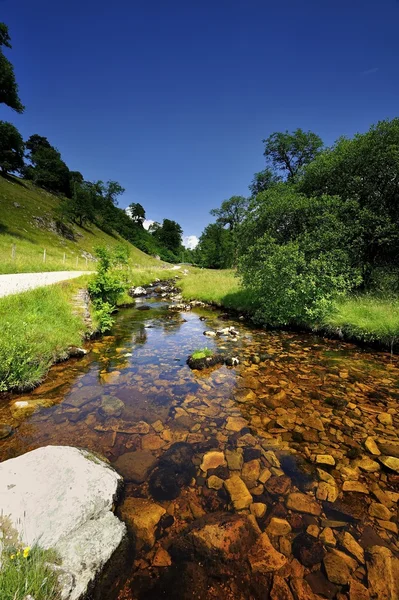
179, 268, 256, 312
191, 347, 213, 360
0, 175, 164, 273
0, 545, 61, 600
0, 276, 91, 391
324, 295, 399, 350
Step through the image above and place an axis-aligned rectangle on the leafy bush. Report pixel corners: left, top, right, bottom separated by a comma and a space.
88, 246, 127, 332
239, 236, 356, 326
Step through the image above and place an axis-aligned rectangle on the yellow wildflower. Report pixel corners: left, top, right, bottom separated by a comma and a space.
10, 554, 15, 560
23, 546, 31, 558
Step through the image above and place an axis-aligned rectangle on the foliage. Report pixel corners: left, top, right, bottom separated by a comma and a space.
0, 120, 24, 173
239, 237, 354, 325
151, 218, 183, 258
263, 128, 323, 180
249, 168, 280, 197
192, 347, 213, 360
299, 118, 399, 278
0, 544, 61, 600
210, 195, 249, 230
88, 247, 127, 332
128, 202, 146, 226
0, 22, 24, 113
195, 223, 234, 269
24, 134, 71, 197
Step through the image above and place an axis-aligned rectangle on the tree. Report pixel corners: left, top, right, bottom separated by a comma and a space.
0, 23, 24, 113
210, 196, 249, 230
263, 129, 323, 180
249, 168, 280, 197
0, 121, 24, 174
127, 202, 146, 226
25, 134, 71, 196
196, 223, 234, 269
152, 219, 183, 255
61, 179, 95, 226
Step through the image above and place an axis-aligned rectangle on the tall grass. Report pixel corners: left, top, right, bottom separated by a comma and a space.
0, 277, 90, 391
179, 268, 256, 312
324, 295, 399, 351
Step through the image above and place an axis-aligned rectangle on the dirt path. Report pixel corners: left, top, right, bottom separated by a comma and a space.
0, 271, 93, 298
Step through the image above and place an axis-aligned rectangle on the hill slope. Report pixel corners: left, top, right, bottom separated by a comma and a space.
0, 175, 165, 273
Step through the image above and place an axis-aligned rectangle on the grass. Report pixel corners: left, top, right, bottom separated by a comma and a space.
323, 295, 399, 351
179, 268, 255, 312
0, 545, 61, 600
191, 347, 213, 360
0, 276, 91, 391
0, 174, 166, 273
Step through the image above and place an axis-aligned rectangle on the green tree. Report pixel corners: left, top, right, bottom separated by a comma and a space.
0, 23, 24, 113
0, 121, 24, 174
263, 129, 323, 180
25, 134, 71, 196
249, 168, 280, 197
128, 202, 146, 226
152, 219, 183, 255
196, 223, 234, 269
210, 195, 249, 230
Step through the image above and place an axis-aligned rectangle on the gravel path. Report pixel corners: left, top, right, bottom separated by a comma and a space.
0, 271, 93, 298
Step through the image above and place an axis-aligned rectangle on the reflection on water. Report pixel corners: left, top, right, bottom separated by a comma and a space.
1, 294, 398, 599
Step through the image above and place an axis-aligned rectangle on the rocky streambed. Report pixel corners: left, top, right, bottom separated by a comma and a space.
0, 282, 398, 599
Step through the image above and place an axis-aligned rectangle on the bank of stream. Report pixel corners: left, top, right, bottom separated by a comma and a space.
0, 284, 398, 599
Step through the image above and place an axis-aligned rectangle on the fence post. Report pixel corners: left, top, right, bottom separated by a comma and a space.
76, 256, 79, 267
43, 249, 46, 263
85, 256, 88, 267
63, 252, 66, 265
11, 244, 16, 260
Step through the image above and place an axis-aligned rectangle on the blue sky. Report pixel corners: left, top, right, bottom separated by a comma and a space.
1, 0, 399, 246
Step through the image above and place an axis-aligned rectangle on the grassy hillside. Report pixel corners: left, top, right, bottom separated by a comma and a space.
0, 175, 165, 273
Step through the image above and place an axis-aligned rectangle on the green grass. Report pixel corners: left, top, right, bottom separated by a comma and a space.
0, 175, 166, 273
179, 268, 255, 312
323, 295, 399, 351
0, 277, 91, 391
0, 545, 61, 600
191, 347, 213, 360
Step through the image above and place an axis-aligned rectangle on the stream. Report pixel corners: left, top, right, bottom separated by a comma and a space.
0, 283, 398, 599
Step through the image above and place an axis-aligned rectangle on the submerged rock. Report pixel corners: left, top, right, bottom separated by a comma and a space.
128, 286, 147, 297
149, 442, 195, 501
187, 353, 225, 370
99, 395, 125, 418
113, 450, 157, 483
119, 497, 165, 549
248, 532, 287, 573
0, 446, 126, 600
0, 423, 13, 440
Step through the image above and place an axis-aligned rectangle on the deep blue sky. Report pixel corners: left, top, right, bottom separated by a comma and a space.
1, 0, 398, 244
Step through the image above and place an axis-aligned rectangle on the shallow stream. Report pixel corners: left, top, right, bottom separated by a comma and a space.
1, 288, 398, 599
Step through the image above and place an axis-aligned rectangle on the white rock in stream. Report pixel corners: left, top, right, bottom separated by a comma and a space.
0, 445, 126, 600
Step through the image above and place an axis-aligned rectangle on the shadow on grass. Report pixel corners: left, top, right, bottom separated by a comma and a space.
0, 172, 29, 188
221, 289, 257, 313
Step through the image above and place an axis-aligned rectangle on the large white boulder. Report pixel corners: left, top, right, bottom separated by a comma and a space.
0, 445, 126, 600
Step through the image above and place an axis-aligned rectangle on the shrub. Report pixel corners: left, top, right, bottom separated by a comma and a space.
191, 347, 213, 360
239, 236, 357, 326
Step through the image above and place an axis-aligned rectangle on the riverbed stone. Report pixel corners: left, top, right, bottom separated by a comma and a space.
303, 415, 325, 432
376, 439, 399, 458
0, 446, 126, 600
224, 474, 253, 510
358, 457, 380, 473
225, 416, 248, 432
270, 575, 294, 600
99, 395, 125, 417
286, 492, 321, 516
250, 502, 267, 519
119, 497, 165, 550
367, 545, 399, 600
248, 532, 287, 573
226, 448, 243, 470
365, 437, 381, 456
324, 551, 351, 585
113, 450, 157, 483
342, 480, 369, 494
342, 531, 365, 563
241, 459, 261, 487
369, 502, 392, 521
349, 578, 370, 600
0, 423, 13, 439
377, 413, 393, 426
266, 517, 291, 536
200, 450, 226, 472
379, 455, 399, 472
207, 475, 224, 490
316, 454, 336, 466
